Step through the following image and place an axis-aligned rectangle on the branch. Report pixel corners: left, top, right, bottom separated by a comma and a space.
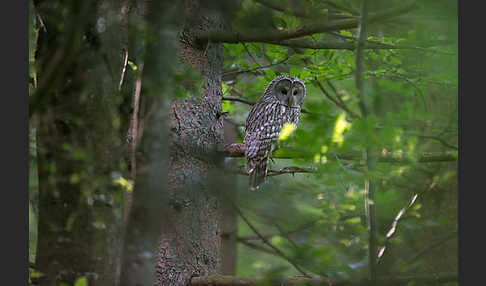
254, 0, 356, 19
322, 1, 359, 15
191, 273, 457, 286
377, 193, 420, 263
191, 275, 331, 286
234, 206, 312, 277
237, 238, 279, 256
222, 56, 290, 79
254, 0, 314, 19
197, 2, 417, 45
241, 42, 263, 68
267, 166, 317, 177
238, 219, 320, 241
313, 79, 359, 119
327, 32, 455, 55
414, 134, 458, 150
270, 37, 439, 51
403, 231, 457, 265
221, 143, 458, 163
222, 96, 315, 114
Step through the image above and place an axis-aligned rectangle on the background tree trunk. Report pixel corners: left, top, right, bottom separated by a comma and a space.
34, 0, 128, 284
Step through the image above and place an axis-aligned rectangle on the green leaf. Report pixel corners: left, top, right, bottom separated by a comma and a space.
74, 276, 88, 286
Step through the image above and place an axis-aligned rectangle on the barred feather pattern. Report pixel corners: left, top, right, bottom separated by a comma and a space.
244, 76, 305, 190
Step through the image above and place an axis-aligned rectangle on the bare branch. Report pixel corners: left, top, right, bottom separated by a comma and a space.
412, 134, 458, 150
222, 56, 290, 78
237, 238, 279, 256
238, 219, 320, 241
267, 166, 317, 176
322, 1, 359, 15
222, 96, 315, 114
191, 273, 457, 286
241, 42, 263, 68
197, 2, 417, 45
191, 275, 331, 286
222, 96, 256, 106
254, 0, 356, 19
270, 37, 441, 52
327, 32, 455, 55
234, 206, 312, 277
221, 143, 458, 163
403, 231, 457, 265
118, 49, 129, 91
313, 78, 359, 119
377, 192, 420, 263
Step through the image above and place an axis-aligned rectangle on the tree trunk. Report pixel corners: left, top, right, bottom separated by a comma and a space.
154, 1, 228, 285
221, 119, 239, 275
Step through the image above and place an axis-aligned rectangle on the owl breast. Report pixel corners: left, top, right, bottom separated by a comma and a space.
244, 75, 306, 190
244, 102, 300, 159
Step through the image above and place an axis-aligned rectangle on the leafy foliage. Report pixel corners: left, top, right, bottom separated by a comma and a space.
223, 0, 457, 281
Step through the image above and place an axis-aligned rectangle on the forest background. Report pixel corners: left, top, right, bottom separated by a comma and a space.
27, 0, 457, 285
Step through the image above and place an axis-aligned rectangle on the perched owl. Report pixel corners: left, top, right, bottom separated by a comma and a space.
244, 76, 306, 190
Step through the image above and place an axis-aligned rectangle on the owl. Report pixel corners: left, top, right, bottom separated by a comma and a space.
244, 76, 306, 190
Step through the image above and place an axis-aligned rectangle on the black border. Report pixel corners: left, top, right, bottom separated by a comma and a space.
2, 0, 29, 285
458, 1, 481, 286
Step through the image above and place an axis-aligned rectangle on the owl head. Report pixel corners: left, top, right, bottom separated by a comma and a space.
265, 75, 306, 108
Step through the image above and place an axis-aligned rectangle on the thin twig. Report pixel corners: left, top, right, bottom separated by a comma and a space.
237, 238, 278, 256
119, 49, 129, 91
322, 0, 359, 15
36, 11, 47, 32
241, 42, 262, 68
328, 31, 455, 55
273, 223, 299, 249
267, 166, 317, 177
234, 205, 312, 277
376, 192, 420, 263
238, 219, 320, 241
222, 95, 315, 115
413, 134, 458, 150
313, 78, 359, 119
403, 231, 457, 265
222, 56, 289, 77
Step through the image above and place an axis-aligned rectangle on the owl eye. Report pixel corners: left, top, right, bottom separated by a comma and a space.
281, 90, 287, 95
293, 90, 298, 95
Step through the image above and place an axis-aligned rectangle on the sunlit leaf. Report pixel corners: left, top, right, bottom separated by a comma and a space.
279, 123, 297, 141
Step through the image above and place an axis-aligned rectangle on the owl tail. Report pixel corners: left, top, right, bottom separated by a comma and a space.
248, 158, 268, 191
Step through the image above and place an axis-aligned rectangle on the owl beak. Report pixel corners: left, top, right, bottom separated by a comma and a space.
287, 96, 293, 106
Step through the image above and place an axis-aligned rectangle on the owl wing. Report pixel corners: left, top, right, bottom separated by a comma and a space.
244, 101, 283, 190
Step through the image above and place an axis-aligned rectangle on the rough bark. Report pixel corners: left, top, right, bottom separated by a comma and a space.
153, 1, 231, 285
